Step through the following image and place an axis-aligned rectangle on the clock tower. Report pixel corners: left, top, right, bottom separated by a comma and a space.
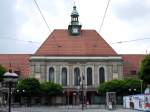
68, 5, 82, 36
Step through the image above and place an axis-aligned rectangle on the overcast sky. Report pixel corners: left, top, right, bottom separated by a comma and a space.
0, 0, 150, 54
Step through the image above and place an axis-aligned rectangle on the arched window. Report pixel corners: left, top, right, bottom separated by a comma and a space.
62, 67, 67, 86
49, 67, 54, 82
87, 67, 92, 86
99, 67, 105, 84
74, 67, 80, 86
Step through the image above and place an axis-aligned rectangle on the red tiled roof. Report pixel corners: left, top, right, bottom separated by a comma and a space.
35, 29, 117, 56
0, 54, 31, 77
121, 54, 146, 76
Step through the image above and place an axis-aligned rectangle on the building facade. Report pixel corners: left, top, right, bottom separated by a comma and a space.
30, 5, 123, 104
0, 5, 146, 105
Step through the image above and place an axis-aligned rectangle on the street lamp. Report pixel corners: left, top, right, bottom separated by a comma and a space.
140, 80, 143, 94
77, 85, 80, 105
3, 70, 18, 112
77, 75, 85, 110
16, 89, 25, 106
128, 88, 136, 95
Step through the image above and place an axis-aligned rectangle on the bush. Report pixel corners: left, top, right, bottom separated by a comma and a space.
16, 78, 41, 97
40, 81, 63, 96
98, 78, 142, 96
139, 54, 150, 84
0, 65, 7, 82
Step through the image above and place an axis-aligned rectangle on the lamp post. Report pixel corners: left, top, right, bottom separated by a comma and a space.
129, 88, 136, 95
77, 85, 80, 105
77, 74, 85, 110
16, 89, 25, 106
81, 75, 85, 110
140, 80, 143, 94
3, 70, 18, 112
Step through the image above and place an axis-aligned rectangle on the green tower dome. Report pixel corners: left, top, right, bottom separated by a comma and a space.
71, 6, 79, 16
68, 5, 82, 36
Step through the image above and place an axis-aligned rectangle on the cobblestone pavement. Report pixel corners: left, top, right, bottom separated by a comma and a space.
1, 106, 143, 112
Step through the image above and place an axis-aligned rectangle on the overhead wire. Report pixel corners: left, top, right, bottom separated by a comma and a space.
99, 0, 111, 33
0, 35, 150, 45
33, 0, 60, 55
0, 36, 40, 44
33, 0, 51, 31
0, 0, 51, 45
1, 1, 150, 47
110, 37, 150, 44
97, 0, 150, 46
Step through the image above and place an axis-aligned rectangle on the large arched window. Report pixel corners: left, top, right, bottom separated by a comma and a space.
49, 67, 54, 82
61, 67, 67, 86
74, 67, 80, 86
87, 67, 92, 86
99, 67, 105, 84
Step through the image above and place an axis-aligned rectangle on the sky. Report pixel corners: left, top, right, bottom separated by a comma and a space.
0, 0, 150, 54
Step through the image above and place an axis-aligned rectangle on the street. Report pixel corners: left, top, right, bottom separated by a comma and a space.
9, 105, 142, 112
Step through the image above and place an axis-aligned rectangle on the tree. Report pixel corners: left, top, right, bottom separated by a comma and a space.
0, 65, 7, 82
139, 54, 150, 84
16, 78, 41, 96
16, 78, 41, 106
124, 78, 142, 94
98, 79, 141, 96
40, 82, 63, 105
40, 81, 63, 96
98, 79, 125, 95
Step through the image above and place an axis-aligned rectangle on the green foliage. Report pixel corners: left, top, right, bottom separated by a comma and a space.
0, 65, 7, 82
16, 78, 41, 96
139, 54, 150, 84
124, 78, 141, 90
40, 81, 63, 96
16, 78, 63, 97
98, 78, 142, 96
98, 79, 125, 95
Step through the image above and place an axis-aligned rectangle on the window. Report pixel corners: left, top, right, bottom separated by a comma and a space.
130, 70, 137, 75
74, 67, 80, 86
49, 67, 54, 82
87, 67, 92, 86
62, 67, 67, 86
35, 73, 41, 80
35, 65, 41, 73
99, 67, 105, 84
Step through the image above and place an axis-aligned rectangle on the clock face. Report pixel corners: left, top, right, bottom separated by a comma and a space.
72, 28, 78, 34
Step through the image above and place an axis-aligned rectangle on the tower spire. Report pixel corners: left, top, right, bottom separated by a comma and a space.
68, 5, 82, 36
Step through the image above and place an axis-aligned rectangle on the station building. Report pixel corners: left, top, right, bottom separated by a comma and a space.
0, 5, 146, 104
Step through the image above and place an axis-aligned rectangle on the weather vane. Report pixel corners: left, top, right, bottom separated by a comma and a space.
74, 1, 76, 6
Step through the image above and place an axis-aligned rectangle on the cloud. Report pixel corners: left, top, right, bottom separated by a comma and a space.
0, 0, 17, 36
112, 0, 150, 22
100, 0, 150, 54
0, 0, 150, 54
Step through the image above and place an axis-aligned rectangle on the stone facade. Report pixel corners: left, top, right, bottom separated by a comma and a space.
29, 5, 124, 104
29, 56, 123, 104
30, 56, 123, 88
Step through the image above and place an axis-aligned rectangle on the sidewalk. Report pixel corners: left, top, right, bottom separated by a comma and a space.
7, 105, 142, 112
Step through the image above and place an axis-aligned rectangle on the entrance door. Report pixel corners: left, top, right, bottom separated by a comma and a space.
86, 92, 91, 104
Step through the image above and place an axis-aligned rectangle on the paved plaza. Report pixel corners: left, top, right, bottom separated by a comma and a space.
1, 105, 142, 112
